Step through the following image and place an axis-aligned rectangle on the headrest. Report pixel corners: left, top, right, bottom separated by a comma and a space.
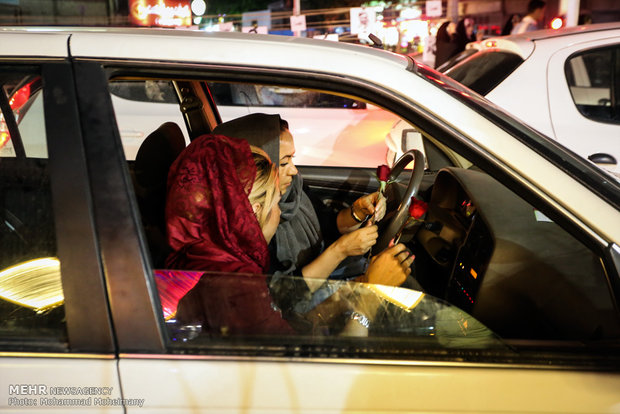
135, 122, 186, 190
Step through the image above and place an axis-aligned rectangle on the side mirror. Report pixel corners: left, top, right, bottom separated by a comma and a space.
385, 122, 427, 168
402, 129, 424, 153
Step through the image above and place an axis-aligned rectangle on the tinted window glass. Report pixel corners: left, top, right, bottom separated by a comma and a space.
446, 50, 523, 95
209, 82, 398, 167
436, 48, 478, 73
565, 46, 620, 124
0, 69, 66, 348
109, 80, 178, 104
208, 82, 365, 109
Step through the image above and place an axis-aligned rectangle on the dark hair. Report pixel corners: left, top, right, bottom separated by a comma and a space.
528, 0, 546, 13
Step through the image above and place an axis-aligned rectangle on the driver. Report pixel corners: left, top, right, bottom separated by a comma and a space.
213, 113, 414, 287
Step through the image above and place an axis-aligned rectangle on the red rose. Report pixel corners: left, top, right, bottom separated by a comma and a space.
408, 197, 428, 219
376, 164, 391, 182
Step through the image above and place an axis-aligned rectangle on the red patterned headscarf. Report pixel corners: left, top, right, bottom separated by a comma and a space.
165, 134, 269, 274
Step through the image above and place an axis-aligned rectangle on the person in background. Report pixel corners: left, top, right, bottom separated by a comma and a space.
434, 21, 458, 69
455, 17, 476, 54
511, 0, 546, 34
502, 14, 522, 35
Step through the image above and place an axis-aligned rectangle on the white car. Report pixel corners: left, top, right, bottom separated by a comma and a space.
1, 27, 620, 413
444, 23, 620, 174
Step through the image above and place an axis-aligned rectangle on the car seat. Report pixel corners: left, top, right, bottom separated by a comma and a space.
133, 122, 186, 268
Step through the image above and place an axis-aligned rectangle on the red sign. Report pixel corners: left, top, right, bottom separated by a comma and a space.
130, 0, 192, 27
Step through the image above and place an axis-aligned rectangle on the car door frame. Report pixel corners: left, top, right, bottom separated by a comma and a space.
68, 57, 620, 413
0, 58, 122, 412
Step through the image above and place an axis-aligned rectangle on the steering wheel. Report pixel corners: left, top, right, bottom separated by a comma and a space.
371, 149, 425, 255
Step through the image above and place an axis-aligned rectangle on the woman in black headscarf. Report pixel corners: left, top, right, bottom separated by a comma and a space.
213, 113, 412, 288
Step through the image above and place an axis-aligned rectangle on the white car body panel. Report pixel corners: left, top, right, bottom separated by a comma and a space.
0, 356, 123, 412
0, 30, 68, 57
68, 30, 409, 80
485, 53, 556, 138
118, 357, 620, 413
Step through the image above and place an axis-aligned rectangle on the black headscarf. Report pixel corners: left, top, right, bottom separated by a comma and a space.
213, 113, 323, 274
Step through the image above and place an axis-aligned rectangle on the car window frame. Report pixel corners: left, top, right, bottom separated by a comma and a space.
73, 59, 167, 353
91, 60, 620, 366
564, 44, 620, 126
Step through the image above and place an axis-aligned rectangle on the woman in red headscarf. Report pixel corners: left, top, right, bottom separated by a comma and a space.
164, 133, 413, 337
165, 133, 294, 334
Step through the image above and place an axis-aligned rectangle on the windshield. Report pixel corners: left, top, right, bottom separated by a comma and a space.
435, 48, 479, 73
444, 50, 524, 95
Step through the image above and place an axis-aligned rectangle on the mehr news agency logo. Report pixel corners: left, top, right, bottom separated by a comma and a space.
7, 384, 145, 408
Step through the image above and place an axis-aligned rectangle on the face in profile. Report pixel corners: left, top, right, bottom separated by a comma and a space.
278, 129, 298, 195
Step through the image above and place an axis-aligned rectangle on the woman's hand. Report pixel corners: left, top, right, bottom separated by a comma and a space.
333, 222, 378, 257
337, 192, 387, 234
361, 243, 414, 286
352, 192, 386, 223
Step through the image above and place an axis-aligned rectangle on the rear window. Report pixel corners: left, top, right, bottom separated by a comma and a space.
445, 50, 524, 95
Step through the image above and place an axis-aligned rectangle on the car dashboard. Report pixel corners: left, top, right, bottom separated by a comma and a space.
413, 168, 618, 341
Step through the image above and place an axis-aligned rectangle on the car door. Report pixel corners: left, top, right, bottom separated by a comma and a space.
0, 59, 122, 411
89, 57, 620, 412
547, 37, 620, 174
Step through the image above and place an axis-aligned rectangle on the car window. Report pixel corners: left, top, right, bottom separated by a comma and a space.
565, 46, 620, 124
110, 74, 619, 364
159, 271, 505, 353
208, 82, 366, 109
445, 50, 524, 95
435, 47, 479, 73
208, 81, 400, 168
0, 68, 67, 350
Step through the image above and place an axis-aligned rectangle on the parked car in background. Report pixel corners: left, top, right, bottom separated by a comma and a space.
1, 27, 620, 413
443, 23, 620, 175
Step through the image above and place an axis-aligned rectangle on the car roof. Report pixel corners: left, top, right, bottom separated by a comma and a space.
468, 22, 620, 59
0, 26, 412, 77
508, 21, 620, 41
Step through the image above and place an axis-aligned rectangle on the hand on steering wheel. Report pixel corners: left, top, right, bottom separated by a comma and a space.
371, 149, 425, 255
352, 192, 387, 223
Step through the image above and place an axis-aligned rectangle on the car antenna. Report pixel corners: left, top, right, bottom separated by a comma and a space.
368, 33, 383, 49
